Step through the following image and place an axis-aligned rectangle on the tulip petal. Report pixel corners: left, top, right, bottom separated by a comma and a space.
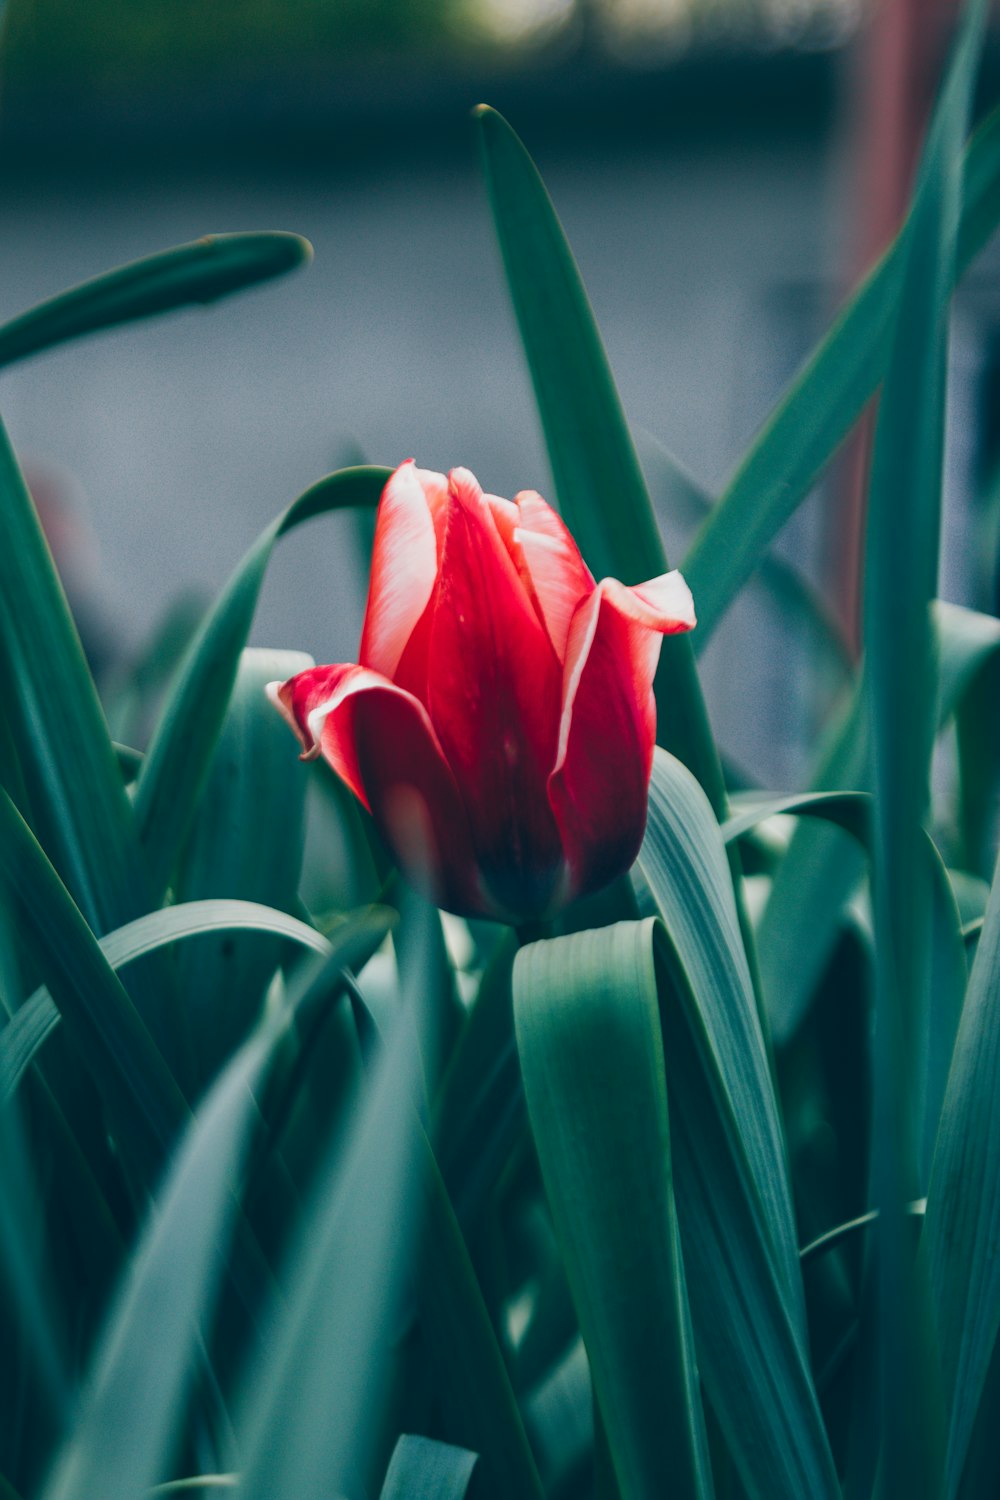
358, 460, 449, 681
267, 663, 485, 915
426, 470, 567, 917
510, 489, 594, 662
548, 570, 696, 901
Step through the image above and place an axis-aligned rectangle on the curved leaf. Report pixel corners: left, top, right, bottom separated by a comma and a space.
0, 234, 311, 370
0, 899, 390, 1105
134, 465, 390, 899
0, 784, 187, 1183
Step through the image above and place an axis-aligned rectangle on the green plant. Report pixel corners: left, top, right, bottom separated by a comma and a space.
2, 1, 1000, 1496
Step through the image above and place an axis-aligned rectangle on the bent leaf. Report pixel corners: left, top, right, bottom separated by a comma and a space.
0, 233, 311, 370
134, 465, 390, 900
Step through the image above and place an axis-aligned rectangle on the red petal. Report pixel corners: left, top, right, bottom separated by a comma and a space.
425, 469, 567, 917
358, 460, 449, 682
509, 490, 594, 662
547, 570, 696, 901
268, 663, 487, 916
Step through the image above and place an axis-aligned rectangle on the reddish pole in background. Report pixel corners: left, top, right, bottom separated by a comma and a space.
831, 0, 960, 657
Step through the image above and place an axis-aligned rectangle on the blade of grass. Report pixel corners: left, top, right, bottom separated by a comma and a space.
134, 466, 389, 901
684, 99, 1000, 641
0, 234, 311, 370
514, 920, 714, 1500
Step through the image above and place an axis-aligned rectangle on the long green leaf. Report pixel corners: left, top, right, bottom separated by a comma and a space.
0, 234, 311, 370
726, 788, 966, 1181
684, 99, 1000, 641
862, 1, 989, 1490
638, 750, 803, 1329
925, 853, 1000, 1495
0, 416, 154, 939
379, 1436, 478, 1499
475, 106, 723, 812
134, 466, 389, 901
634, 755, 837, 1496
416, 1134, 546, 1500
759, 601, 1000, 1045
40, 1014, 281, 1500
175, 649, 312, 1088
514, 920, 714, 1500
0, 898, 390, 1105
0, 784, 188, 1183
637, 428, 852, 696
235, 984, 421, 1500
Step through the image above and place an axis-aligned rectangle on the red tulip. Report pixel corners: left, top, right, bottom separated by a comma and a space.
269, 461, 695, 922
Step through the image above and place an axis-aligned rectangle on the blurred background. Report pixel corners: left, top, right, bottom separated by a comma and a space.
0, 0, 997, 787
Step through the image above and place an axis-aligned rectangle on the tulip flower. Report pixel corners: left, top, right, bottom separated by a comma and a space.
268, 461, 695, 923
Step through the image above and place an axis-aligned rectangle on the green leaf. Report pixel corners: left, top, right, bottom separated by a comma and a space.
514, 921, 714, 1500
683, 100, 1000, 643
174, 648, 313, 1088
862, 1, 989, 1489
475, 105, 723, 813
379, 1435, 478, 1499
726, 788, 966, 1180
0, 784, 188, 1183
955, 648, 1000, 879
0, 898, 382, 1105
0, 416, 154, 939
758, 601, 1000, 1045
39, 1013, 281, 1500
235, 982, 423, 1500
925, 853, 1000, 1495
637, 428, 852, 698
416, 1131, 546, 1500
635, 753, 838, 1497
638, 750, 803, 1327
0, 234, 311, 370
134, 466, 389, 901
